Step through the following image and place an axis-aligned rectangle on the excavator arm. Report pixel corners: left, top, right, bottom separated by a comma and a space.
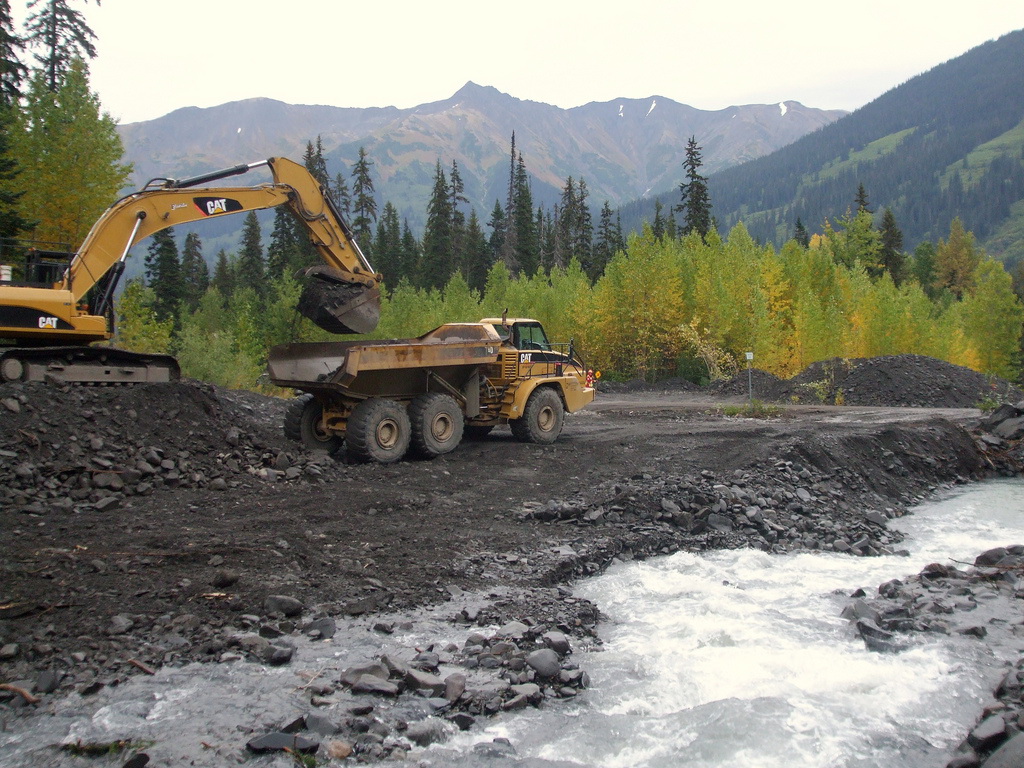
63, 157, 381, 335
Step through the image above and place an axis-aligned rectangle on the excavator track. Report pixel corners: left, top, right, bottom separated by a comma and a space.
0, 346, 180, 384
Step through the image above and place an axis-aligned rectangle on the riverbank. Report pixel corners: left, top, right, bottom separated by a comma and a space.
1, 368, 1022, 763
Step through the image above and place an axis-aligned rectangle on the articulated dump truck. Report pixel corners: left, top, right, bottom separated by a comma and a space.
268, 317, 595, 463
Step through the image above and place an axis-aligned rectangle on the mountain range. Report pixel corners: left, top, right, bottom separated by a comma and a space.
702, 29, 1024, 263
117, 84, 845, 237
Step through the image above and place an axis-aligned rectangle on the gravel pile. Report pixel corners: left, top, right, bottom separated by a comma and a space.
0, 380, 329, 516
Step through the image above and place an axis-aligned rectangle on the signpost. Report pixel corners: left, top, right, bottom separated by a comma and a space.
745, 352, 754, 405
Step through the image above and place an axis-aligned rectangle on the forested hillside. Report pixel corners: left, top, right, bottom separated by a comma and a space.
705, 29, 1024, 264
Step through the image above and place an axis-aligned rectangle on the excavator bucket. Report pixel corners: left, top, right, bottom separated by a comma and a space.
296, 266, 381, 335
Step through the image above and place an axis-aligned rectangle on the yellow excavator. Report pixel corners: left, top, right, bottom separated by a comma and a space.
0, 157, 381, 383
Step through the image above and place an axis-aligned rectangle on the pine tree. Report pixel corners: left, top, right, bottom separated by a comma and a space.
266, 206, 301, 278
179, 231, 209, 312
878, 207, 906, 284
0, 108, 27, 239
350, 146, 377, 245
235, 211, 265, 298
144, 228, 182, 322
511, 153, 537, 274
794, 218, 810, 248
420, 160, 454, 289
912, 241, 938, 298
593, 200, 619, 281
677, 136, 712, 238
25, 0, 99, 92
652, 199, 665, 241
0, 0, 28, 106
303, 137, 329, 188
212, 248, 234, 300
463, 209, 491, 293
854, 183, 872, 214
486, 200, 505, 264
574, 177, 593, 265
373, 200, 402, 291
500, 133, 518, 266
332, 171, 351, 217
449, 159, 468, 270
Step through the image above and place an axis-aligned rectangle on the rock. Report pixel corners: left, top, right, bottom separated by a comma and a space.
496, 620, 530, 639
542, 630, 571, 655
210, 569, 239, 588
264, 644, 294, 666
340, 661, 389, 687
982, 732, 1024, 768
474, 738, 517, 757
325, 740, 353, 760
306, 616, 336, 639
34, 670, 63, 693
246, 731, 319, 754
351, 674, 399, 696
304, 713, 339, 736
444, 672, 466, 702
264, 595, 303, 617
405, 717, 450, 747
525, 648, 561, 678
0, 643, 20, 660
405, 668, 446, 696
968, 714, 1007, 751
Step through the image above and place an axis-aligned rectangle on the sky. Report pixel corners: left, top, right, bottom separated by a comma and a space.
14, 1, 1024, 125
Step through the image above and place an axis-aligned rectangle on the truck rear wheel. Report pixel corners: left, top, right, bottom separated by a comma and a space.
347, 398, 411, 463
409, 393, 464, 458
510, 387, 564, 445
284, 393, 343, 452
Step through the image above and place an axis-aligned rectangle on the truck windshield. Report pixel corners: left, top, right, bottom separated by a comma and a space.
514, 322, 550, 351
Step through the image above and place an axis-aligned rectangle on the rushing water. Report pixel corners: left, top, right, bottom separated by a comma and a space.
3, 479, 1024, 767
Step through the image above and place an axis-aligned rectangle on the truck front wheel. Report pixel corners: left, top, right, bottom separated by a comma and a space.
510, 387, 564, 445
347, 398, 411, 463
409, 393, 464, 458
284, 393, 342, 452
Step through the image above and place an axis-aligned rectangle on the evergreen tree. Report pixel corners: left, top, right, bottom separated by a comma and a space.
463, 209, 491, 293
235, 211, 265, 298
25, 0, 99, 92
911, 241, 938, 298
677, 136, 712, 238
400, 219, 420, 284
266, 206, 301, 278
449, 159, 468, 270
303, 136, 329, 187
499, 133, 518, 266
854, 183, 872, 214
179, 231, 209, 312
212, 248, 234, 300
486, 200, 505, 263
574, 177, 593, 265
144, 228, 182, 322
0, 108, 28, 239
652, 199, 665, 241
9, 59, 130, 245
350, 146, 377, 245
420, 160, 454, 289
0, 0, 27, 106
332, 171, 351, 217
373, 200, 402, 291
510, 153, 538, 274
593, 200, 621, 281
878, 207, 906, 284
794, 218, 810, 248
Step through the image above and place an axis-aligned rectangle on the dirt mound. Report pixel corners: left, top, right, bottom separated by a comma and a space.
786, 355, 1023, 408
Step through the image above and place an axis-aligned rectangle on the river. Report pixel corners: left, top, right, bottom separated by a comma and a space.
2, 479, 1023, 767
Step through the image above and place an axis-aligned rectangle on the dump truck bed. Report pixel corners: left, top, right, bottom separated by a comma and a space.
267, 322, 505, 398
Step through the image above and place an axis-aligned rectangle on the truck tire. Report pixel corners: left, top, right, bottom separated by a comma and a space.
510, 386, 564, 445
409, 393, 464, 458
284, 393, 342, 452
347, 398, 411, 463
